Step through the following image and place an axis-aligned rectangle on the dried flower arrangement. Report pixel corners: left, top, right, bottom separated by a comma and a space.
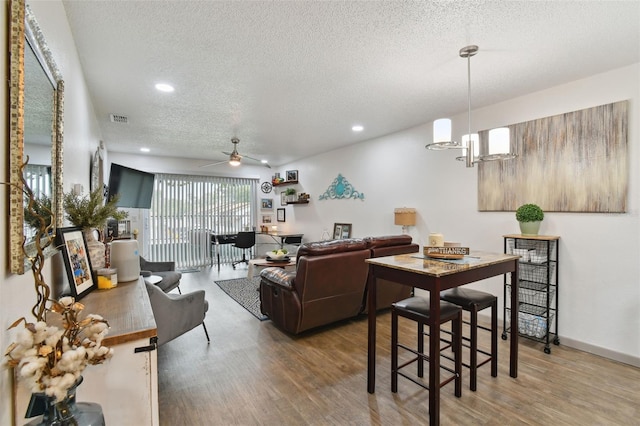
5, 297, 113, 401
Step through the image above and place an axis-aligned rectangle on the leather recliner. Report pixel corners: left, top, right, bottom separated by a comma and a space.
260, 239, 371, 334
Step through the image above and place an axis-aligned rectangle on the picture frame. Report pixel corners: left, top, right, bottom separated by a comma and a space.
262, 215, 273, 224
277, 208, 286, 222
286, 170, 298, 182
333, 223, 352, 239
280, 192, 288, 206
261, 198, 273, 210
57, 227, 97, 300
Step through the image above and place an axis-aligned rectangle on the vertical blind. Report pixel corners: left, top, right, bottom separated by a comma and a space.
23, 164, 52, 240
149, 173, 258, 270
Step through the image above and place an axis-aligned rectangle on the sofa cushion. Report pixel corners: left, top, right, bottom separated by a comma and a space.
296, 238, 367, 258
364, 235, 412, 249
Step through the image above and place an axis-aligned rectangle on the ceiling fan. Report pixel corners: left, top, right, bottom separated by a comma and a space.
200, 137, 271, 168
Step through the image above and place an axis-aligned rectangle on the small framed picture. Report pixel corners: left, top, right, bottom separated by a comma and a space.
261, 198, 273, 209
280, 192, 288, 206
286, 170, 298, 182
262, 215, 273, 223
57, 227, 97, 300
333, 223, 352, 239
277, 208, 286, 222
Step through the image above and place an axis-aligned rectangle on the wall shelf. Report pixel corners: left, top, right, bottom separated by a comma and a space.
287, 200, 309, 205
273, 180, 298, 186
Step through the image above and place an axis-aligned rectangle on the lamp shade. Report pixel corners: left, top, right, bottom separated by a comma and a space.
433, 119, 452, 144
488, 127, 510, 155
394, 208, 416, 226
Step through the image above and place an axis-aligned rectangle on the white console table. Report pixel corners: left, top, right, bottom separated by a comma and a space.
14, 277, 159, 425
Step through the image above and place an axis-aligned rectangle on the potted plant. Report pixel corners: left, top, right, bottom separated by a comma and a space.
285, 187, 297, 203
63, 188, 128, 269
515, 203, 544, 236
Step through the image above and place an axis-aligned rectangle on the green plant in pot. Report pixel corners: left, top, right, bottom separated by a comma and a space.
285, 187, 297, 202
515, 203, 544, 236
63, 188, 128, 269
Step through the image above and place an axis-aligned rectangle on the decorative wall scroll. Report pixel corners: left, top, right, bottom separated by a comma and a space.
319, 174, 365, 200
478, 101, 628, 212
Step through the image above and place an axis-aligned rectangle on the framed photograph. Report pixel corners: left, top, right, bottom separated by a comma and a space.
280, 192, 288, 206
261, 198, 273, 209
286, 170, 298, 182
333, 223, 352, 239
57, 227, 97, 300
262, 215, 273, 224
277, 208, 286, 222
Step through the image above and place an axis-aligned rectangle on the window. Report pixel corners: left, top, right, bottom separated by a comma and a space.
149, 173, 258, 270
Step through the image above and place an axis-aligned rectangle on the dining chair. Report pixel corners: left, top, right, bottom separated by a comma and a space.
440, 287, 498, 391
391, 296, 462, 398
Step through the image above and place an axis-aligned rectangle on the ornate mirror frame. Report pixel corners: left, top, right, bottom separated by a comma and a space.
9, 0, 64, 274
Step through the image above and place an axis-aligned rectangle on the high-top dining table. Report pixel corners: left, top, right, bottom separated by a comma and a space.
365, 251, 520, 425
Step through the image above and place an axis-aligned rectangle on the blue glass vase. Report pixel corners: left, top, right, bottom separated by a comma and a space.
25, 376, 105, 426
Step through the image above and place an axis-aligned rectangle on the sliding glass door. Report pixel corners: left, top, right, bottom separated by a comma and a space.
149, 173, 258, 270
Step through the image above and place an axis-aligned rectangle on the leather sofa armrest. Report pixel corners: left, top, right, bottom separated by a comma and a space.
260, 267, 295, 290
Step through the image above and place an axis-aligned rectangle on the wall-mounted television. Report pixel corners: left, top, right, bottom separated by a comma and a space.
107, 163, 155, 209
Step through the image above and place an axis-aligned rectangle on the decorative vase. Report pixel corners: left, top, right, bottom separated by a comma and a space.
519, 221, 541, 236
83, 228, 106, 269
25, 376, 105, 426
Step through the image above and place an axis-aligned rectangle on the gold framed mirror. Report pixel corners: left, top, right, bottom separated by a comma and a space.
9, 0, 64, 274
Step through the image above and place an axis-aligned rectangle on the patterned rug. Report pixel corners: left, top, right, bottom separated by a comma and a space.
215, 277, 268, 321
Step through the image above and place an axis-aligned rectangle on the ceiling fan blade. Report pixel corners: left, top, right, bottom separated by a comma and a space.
242, 154, 272, 168
199, 160, 229, 168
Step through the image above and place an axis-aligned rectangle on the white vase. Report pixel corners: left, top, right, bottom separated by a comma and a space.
83, 229, 105, 269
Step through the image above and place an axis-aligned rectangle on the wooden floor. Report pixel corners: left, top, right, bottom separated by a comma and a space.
157, 265, 640, 425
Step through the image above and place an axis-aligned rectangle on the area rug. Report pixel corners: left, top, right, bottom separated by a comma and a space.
215, 277, 268, 321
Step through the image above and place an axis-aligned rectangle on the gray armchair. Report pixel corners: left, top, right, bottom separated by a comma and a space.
140, 256, 182, 293
144, 282, 210, 346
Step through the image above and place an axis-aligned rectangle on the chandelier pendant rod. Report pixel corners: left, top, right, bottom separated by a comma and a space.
460, 45, 478, 168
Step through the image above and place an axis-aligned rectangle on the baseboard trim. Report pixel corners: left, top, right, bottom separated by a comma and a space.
474, 309, 640, 368
558, 336, 640, 368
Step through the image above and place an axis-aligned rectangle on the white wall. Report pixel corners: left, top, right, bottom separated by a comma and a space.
1, 1, 103, 424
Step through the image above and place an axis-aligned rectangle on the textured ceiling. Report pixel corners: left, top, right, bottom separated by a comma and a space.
59, 1, 640, 168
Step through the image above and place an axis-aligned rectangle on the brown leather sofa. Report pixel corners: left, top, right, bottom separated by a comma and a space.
363, 235, 420, 312
259, 235, 419, 334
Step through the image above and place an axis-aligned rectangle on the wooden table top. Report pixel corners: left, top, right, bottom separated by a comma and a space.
80, 276, 157, 346
366, 251, 520, 278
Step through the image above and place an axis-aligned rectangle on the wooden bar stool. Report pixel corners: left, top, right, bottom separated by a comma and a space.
440, 288, 498, 391
391, 296, 462, 398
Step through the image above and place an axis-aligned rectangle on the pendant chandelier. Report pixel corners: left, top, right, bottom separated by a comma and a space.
426, 45, 516, 167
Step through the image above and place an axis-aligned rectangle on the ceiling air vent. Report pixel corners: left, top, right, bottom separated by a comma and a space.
109, 114, 128, 124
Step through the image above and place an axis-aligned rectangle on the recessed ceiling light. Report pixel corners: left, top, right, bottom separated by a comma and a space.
261, 159, 268, 164
140, 147, 150, 153
155, 83, 174, 92
352, 125, 364, 132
